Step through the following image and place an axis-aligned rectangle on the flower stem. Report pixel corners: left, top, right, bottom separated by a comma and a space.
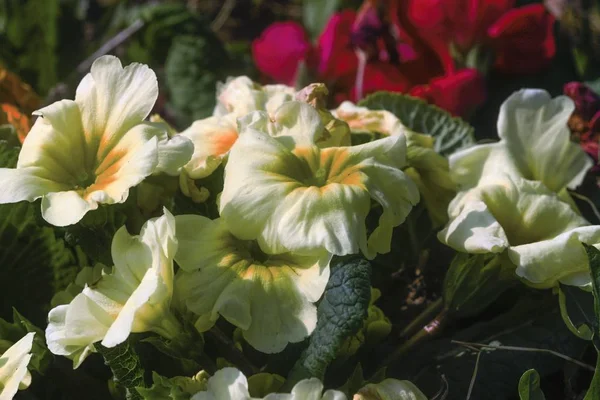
380, 309, 449, 368
207, 326, 259, 376
399, 297, 444, 339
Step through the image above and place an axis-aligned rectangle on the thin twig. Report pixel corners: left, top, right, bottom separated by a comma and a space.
431, 374, 449, 400
465, 351, 482, 400
571, 191, 600, 223
452, 340, 596, 372
210, 0, 236, 32
76, 19, 145, 74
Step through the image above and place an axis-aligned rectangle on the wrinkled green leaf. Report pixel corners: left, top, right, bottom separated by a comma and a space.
165, 34, 229, 128
0, 308, 52, 374
358, 92, 476, 156
518, 369, 546, 400
443, 253, 516, 318
137, 371, 208, 400
98, 340, 146, 400
0, 141, 78, 324
285, 257, 371, 389
303, 0, 339, 40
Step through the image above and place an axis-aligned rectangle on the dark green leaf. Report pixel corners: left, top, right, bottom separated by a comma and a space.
0, 141, 78, 324
97, 340, 146, 400
165, 34, 230, 128
518, 369, 546, 400
302, 0, 340, 41
443, 253, 516, 318
358, 92, 475, 156
284, 257, 371, 389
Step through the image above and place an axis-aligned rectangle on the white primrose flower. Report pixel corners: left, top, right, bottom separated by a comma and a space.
0, 332, 35, 400
46, 209, 181, 368
353, 378, 428, 400
438, 175, 600, 288
190, 368, 346, 400
179, 77, 296, 180
0, 55, 193, 226
450, 89, 592, 193
213, 76, 296, 118
219, 101, 419, 259
174, 215, 331, 354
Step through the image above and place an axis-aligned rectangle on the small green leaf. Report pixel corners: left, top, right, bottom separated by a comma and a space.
358, 92, 476, 156
284, 257, 371, 389
518, 369, 546, 400
443, 253, 516, 318
97, 340, 146, 400
302, 0, 340, 41
0, 308, 53, 374
136, 371, 208, 400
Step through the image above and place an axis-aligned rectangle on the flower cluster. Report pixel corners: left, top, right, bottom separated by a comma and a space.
4, 51, 599, 399
251, 0, 555, 117
439, 89, 598, 288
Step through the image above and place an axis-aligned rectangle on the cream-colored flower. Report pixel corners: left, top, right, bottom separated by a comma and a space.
0, 332, 34, 400
213, 76, 296, 118
353, 379, 428, 400
219, 102, 419, 259
450, 89, 592, 193
181, 83, 349, 180
438, 175, 600, 288
46, 209, 181, 368
0, 55, 192, 226
190, 368, 346, 400
174, 215, 330, 353
332, 102, 455, 226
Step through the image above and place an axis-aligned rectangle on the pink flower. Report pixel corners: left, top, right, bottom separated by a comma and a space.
409, 68, 486, 117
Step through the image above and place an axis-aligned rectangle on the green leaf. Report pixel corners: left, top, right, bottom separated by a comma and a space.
142, 327, 205, 376
0, 141, 78, 324
136, 371, 208, 400
558, 284, 595, 341
284, 257, 372, 389
397, 290, 589, 400
0, 308, 53, 374
337, 363, 386, 398
97, 340, 146, 400
302, 0, 340, 41
443, 253, 516, 318
165, 34, 230, 128
583, 243, 600, 399
358, 92, 476, 156
518, 369, 546, 400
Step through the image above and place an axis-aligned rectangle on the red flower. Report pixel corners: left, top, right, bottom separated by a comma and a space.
564, 82, 600, 167
488, 4, 556, 74
407, 0, 555, 74
252, 22, 314, 85
409, 68, 486, 117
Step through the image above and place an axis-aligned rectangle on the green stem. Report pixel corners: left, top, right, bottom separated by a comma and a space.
399, 297, 444, 339
380, 309, 449, 368
207, 326, 258, 376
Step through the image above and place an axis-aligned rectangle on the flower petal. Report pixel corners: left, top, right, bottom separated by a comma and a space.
509, 226, 600, 288
252, 22, 313, 85
0, 167, 66, 204
75, 55, 158, 160
0, 332, 34, 399
41, 190, 93, 227
190, 367, 250, 400
180, 115, 239, 179
155, 133, 194, 176
497, 89, 592, 191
